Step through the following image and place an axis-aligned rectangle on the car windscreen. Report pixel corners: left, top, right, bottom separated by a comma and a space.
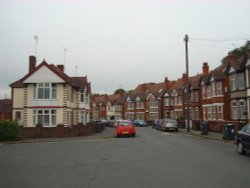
119, 121, 131, 126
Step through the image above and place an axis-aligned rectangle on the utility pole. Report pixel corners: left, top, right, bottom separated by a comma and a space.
184, 34, 190, 132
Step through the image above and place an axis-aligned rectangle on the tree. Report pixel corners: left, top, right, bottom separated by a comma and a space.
114, 88, 126, 95
230, 40, 250, 58
92, 93, 101, 97
222, 40, 250, 64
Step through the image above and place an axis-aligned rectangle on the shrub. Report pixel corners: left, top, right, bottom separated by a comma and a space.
0, 120, 20, 141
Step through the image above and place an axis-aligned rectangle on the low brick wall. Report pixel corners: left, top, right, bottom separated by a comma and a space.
20, 123, 95, 139
207, 121, 245, 133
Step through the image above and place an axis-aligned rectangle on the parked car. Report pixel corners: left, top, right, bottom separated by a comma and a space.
133, 119, 147, 127
116, 120, 136, 137
113, 119, 123, 128
161, 119, 178, 132
236, 124, 250, 154
154, 119, 164, 130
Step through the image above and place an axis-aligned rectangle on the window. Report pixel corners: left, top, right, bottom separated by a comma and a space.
86, 94, 89, 105
207, 106, 212, 120
35, 83, 57, 100
170, 98, 174, 106
194, 107, 199, 120
136, 113, 144, 120
149, 99, 158, 108
231, 101, 237, 119
114, 105, 121, 111
164, 98, 169, 106
238, 73, 245, 90
15, 111, 21, 120
212, 106, 217, 120
149, 113, 158, 120
217, 106, 223, 120
203, 107, 207, 120
136, 101, 144, 109
80, 111, 85, 124
178, 96, 182, 105
217, 81, 222, 95
207, 85, 211, 98
211, 82, 216, 97
230, 75, 236, 91
202, 86, 206, 99
80, 89, 85, 102
239, 100, 246, 119
193, 91, 199, 102
128, 102, 134, 110
33, 109, 57, 127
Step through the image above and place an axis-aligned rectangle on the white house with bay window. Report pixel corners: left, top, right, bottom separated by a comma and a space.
10, 56, 91, 127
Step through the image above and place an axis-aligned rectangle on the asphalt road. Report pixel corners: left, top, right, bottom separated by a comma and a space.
0, 127, 250, 188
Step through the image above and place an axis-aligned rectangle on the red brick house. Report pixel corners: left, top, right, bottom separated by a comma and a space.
226, 54, 247, 122
189, 74, 202, 126
91, 95, 108, 120
0, 99, 12, 121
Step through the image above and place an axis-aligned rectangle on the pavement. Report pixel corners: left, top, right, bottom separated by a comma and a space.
178, 128, 236, 144
0, 126, 236, 145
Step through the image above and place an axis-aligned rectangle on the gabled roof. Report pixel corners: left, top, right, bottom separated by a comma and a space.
10, 60, 90, 92
210, 71, 225, 81
93, 95, 108, 106
189, 74, 202, 90
108, 94, 125, 105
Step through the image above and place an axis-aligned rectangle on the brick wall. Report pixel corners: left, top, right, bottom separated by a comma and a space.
20, 123, 95, 139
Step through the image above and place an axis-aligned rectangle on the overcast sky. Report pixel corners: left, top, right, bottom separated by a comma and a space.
1, 0, 250, 99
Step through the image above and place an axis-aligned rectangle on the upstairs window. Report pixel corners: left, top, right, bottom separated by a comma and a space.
34, 83, 57, 100
211, 82, 216, 97
207, 85, 211, 98
149, 99, 158, 108
80, 89, 85, 102
230, 75, 236, 91
238, 73, 245, 90
217, 81, 222, 95
164, 98, 169, 106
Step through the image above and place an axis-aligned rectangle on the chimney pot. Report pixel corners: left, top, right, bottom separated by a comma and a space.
57, 64, 64, 72
202, 62, 209, 75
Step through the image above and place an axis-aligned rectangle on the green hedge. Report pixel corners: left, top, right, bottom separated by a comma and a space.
0, 120, 20, 141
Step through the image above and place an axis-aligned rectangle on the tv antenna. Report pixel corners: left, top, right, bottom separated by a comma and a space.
34, 35, 39, 58
75, 65, 78, 76
62, 46, 67, 65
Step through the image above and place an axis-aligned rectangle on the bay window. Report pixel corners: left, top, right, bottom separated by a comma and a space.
34, 83, 57, 100
33, 109, 57, 127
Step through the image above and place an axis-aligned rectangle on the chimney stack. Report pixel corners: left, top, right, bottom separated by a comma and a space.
29, 56, 36, 72
57, 64, 64, 72
202, 62, 209, 76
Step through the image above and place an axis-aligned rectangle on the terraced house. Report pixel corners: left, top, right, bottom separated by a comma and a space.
10, 56, 91, 127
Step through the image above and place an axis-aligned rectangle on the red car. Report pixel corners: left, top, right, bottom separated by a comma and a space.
116, 120, 136, 137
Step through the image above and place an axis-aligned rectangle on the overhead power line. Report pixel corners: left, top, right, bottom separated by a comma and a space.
190, 35, 250, 42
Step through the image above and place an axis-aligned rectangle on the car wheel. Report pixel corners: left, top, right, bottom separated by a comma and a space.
132, 134, 136, 137
116, 134, 119, 138
238, 142, 246, 155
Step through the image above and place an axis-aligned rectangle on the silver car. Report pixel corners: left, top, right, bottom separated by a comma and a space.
161, 119, 179, 132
